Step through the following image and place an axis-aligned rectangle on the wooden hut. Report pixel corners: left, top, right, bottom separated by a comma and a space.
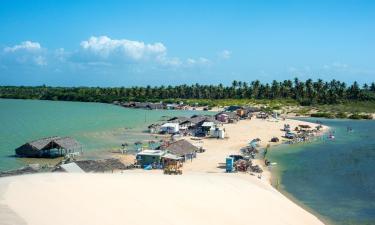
162, 139, 199, 162
15, 136, 82, 158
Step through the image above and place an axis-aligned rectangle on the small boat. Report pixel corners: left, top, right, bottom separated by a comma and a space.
328, 134, 335, 140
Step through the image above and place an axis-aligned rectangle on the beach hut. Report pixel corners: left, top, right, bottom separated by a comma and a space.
15, 136, 82, 158
136, 150, 166, 167
160, 123, 180, 134
162, 139, 199, 162
216, 113, 229, 123
210, 127, 225, 139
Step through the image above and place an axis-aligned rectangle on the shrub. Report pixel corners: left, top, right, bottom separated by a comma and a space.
310, 112, 334, 118
349, 114, 373, 120
335, 112, 348, 119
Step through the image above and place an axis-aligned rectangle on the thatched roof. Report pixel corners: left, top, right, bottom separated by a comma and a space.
189, 115, 213, 124
168, 116, 190, 124
17, 136, 80, 151
215, 111, 239, 119
74, 158, 128, 172
53, 137, 81, 150
163, 139, 199, 157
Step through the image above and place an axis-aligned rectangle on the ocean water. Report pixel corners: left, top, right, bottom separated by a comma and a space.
0, 99, 211, 171
268, 118, 375, 225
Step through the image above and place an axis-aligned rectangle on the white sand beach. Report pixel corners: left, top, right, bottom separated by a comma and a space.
0, 172, 324, 225
184, 118, 327, 179
0, 118, 327, 225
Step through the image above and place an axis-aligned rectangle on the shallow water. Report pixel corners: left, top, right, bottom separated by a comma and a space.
0, 99, 211, 171
268, 118, 375, 225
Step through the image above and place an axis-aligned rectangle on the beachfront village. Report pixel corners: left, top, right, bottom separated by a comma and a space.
2, 104, 327, 180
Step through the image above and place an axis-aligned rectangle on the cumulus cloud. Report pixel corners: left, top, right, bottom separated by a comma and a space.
80, 36, 167, 61
76, 36, 211, 69
4, 41, 41, 52
1, 36, 212, 72
2, 41, 47, 66
218, 50, 231, 59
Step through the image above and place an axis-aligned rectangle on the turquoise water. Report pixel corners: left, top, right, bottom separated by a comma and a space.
0, 99, 211, 171
268, 118, 375, 225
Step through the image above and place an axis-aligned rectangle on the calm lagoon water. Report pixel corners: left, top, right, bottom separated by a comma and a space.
0, 99, 210, 171
268, 118, 375, 225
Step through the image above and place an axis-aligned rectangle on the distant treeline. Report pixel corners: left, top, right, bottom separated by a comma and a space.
1, 78, 375, 105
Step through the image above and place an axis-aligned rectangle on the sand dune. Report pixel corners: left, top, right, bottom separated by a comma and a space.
0, 172, 324, 225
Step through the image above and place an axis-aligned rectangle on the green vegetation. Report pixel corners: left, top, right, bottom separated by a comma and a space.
348, 114, 373, 120
1, 79, 375, 119
335, 112, 348, 119
310, 112, 335, 118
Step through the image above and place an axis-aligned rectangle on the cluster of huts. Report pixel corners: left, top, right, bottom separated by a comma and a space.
135, 139, 200, 169
113, 101, 189, 110
148, 106, 261, 139
149, 115, 225, 138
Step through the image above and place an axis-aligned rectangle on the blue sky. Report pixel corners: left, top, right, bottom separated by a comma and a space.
0, 0, 374, 86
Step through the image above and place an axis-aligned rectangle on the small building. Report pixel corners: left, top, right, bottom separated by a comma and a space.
148, 103, 165, 110
136, 150, 166, 167
15, 136, 82, 158
201, 122, 215, 135
210, 127, 225, 139
161, 123, 180, 134
215, 112, 239, 123
161, 153, 183, 165
236, 108, 246, 117
216, 113, 229, 123
166, 103, 178, 110
134, 102, 149, 109
162, 139, 199, 162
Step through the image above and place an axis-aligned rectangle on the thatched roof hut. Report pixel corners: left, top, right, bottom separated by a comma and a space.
162, 139, 199, 158
15, 136, 81, 158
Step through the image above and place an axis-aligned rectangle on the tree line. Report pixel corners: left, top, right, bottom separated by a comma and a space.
1, 78, 375, 105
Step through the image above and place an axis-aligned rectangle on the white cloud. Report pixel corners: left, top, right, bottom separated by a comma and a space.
80, 36, 167, 61
77, 36, 211, 69
218, 50, 231, 59
1, 37, 213, 72
4, 41, 41, 52
2, 41, 47, 66
186, 57, 210, 66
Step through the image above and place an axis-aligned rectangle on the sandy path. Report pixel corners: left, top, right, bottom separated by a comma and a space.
184, 118, 327, 176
